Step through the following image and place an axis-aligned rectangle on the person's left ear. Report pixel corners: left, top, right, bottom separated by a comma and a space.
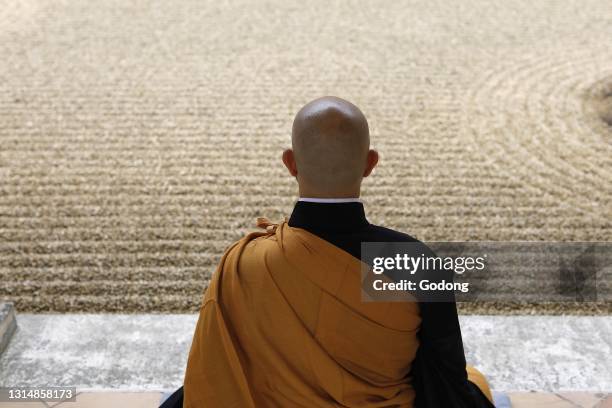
282, 149, 298, 177
363, 149, 379, 177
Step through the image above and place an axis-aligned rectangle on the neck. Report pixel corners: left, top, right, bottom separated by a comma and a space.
297, 186, 361, 199
299, 197, 362, 203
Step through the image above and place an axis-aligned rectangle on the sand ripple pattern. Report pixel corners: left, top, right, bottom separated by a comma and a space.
0, 0, 611, 312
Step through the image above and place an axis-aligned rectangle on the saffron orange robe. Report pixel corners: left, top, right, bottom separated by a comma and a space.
183, 220, 492, 407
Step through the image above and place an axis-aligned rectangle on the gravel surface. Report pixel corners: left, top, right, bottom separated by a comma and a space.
0, 0, 611, 313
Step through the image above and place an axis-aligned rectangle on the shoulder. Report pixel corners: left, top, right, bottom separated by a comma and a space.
365, 224, 439, 258
365, 224, 420, 243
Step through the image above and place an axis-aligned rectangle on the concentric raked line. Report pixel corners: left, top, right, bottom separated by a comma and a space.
466, 53, 609, 191
462, 49, 612, 221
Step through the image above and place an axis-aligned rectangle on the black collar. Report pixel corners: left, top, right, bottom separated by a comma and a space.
288, 201, 370, 233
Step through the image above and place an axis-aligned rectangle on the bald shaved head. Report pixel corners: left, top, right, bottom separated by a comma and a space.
285, 96, 377, 197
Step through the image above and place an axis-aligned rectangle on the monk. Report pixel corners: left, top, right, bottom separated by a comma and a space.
160, 96, 494, 407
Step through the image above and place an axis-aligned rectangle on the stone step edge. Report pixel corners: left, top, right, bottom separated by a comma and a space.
0, 303, 17, 356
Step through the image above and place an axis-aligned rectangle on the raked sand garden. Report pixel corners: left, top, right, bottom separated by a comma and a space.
1, 0, 611, 313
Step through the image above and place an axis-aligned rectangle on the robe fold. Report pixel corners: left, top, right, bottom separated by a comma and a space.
184, 220, 422, 407
182, 218, 493, 407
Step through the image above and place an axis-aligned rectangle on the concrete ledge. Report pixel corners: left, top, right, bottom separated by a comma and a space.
0, 391, 163, 408
460, 315, 612, 392
0, 314, 195, 390
509, 391, 612, 407
0, 391, 609, 408
0, 303, 17, 356
0, 315, 610, 393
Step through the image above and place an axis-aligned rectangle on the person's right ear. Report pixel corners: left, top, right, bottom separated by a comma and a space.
282, 149, 298, 177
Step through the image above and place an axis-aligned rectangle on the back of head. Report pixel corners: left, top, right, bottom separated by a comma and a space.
291, 96, 371, 197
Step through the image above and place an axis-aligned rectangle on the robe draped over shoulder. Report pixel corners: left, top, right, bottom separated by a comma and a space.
183, 220, 422, 407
